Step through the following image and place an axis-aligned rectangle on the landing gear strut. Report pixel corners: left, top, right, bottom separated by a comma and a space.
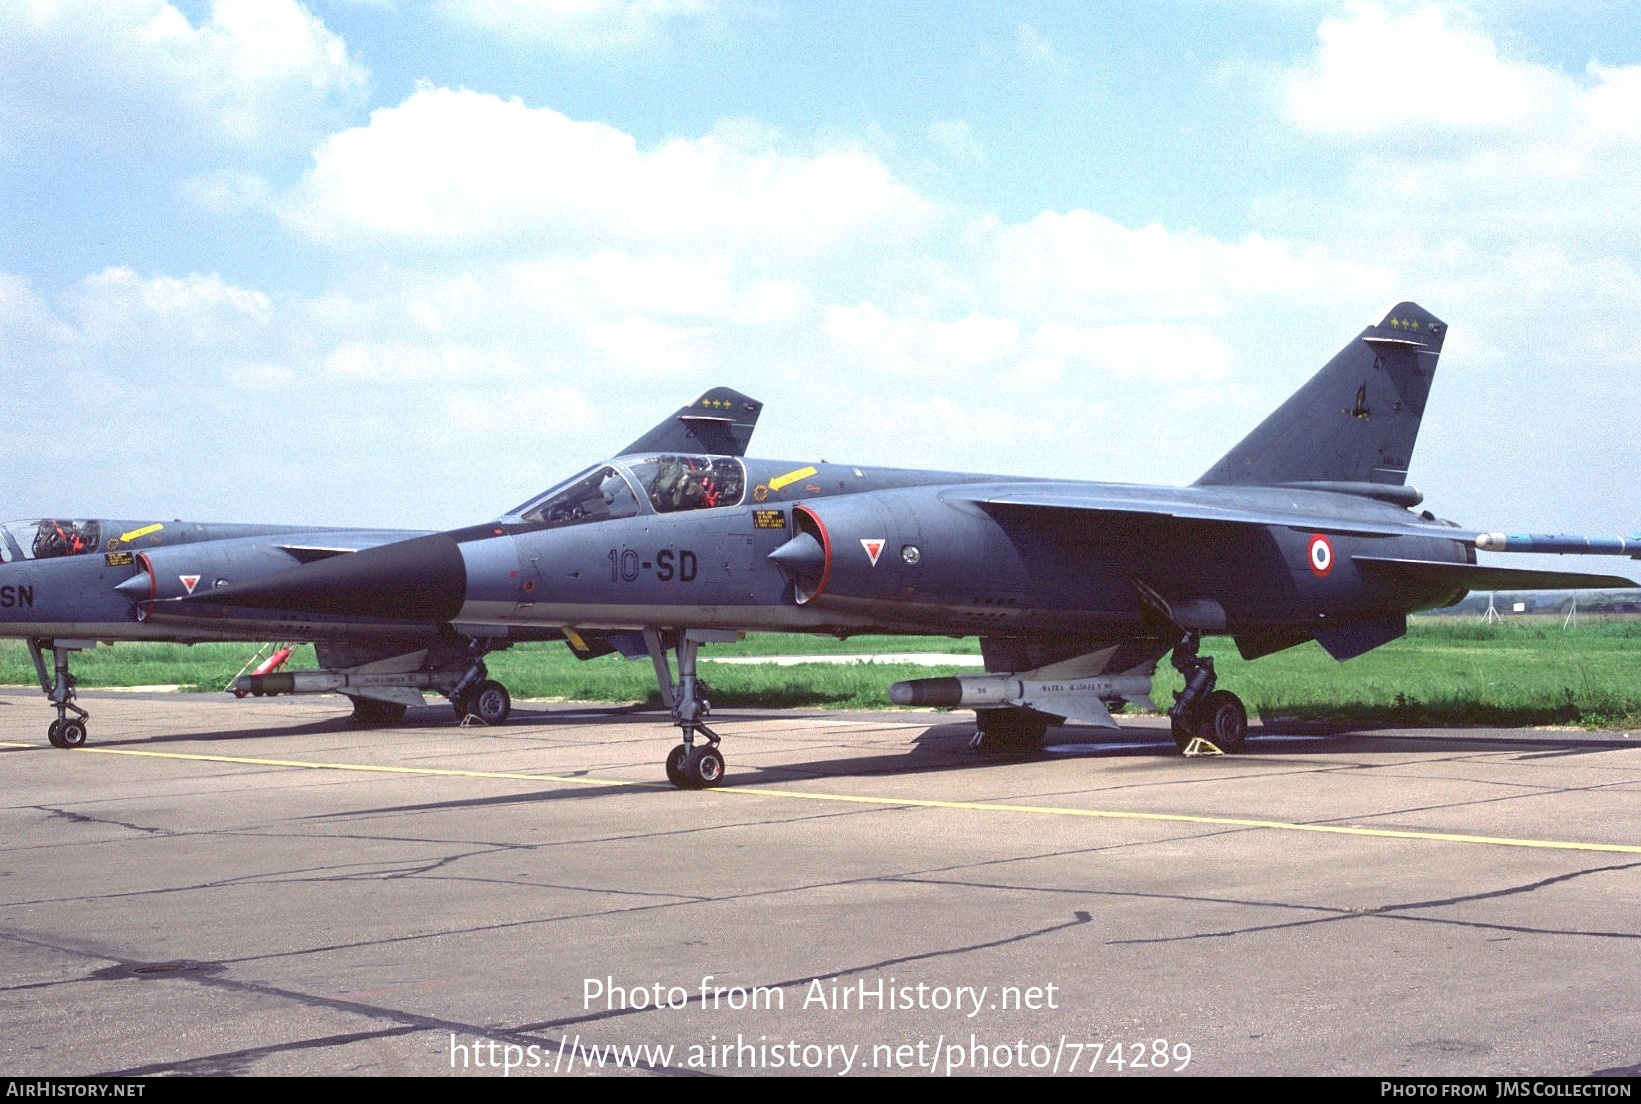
447, 641, 512, 726
646, 629, 734, 789
1168, 631, 1248, 753
29, 639, 91, 749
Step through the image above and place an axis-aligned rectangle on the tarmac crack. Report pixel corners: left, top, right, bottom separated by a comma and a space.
893, 860, 1641, 945
0, 931, 695, 1078
32, 805, 168, 836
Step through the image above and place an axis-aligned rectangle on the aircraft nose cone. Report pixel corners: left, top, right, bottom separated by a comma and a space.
186, 533, 468, 622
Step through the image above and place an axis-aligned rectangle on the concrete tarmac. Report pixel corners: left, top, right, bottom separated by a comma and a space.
2, 690, 1638, 1078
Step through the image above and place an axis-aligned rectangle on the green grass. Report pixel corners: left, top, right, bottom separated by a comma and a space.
3, 619, 1638, 729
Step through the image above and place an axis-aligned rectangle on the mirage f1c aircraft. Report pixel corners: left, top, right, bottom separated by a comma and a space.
140, 304, 1639, 787
0, 392, 764, 747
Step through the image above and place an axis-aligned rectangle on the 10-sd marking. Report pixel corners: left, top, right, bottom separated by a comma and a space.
609, 548, 698, 583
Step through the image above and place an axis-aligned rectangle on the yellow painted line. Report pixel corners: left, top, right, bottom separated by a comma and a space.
768, 465, 817, 492
717, 786, 1641, 854
118, 523, 164, 542
8, 740, 1639, 854
1, 743, 619, 788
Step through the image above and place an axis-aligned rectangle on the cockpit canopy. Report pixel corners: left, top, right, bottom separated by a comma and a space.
627, 455, 746, 513
509, 455, 747, 529
1, 519, 102, 562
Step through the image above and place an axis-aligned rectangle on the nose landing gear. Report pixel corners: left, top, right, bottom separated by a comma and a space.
29, 639, 92, 748
646, 628, 736, 788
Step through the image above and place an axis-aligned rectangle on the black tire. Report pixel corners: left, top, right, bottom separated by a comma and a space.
1194, 690, 1248, 753
58, 719, 87, 748
665, 744, 690, 789
47, 720, 65, 749
473, 680, 511, 726
349, 697, 408, 726
687, 746, 726, 788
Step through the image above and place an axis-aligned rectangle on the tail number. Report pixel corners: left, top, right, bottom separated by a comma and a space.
610, 548, 698, 583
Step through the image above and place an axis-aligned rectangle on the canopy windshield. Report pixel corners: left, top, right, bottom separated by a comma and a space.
512, 466, 642, 528
1, 519, 103, 562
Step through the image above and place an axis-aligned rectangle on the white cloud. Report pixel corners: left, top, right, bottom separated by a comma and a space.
1285, 3, 1566, 135
1274, 4, 1641, 252
986, 210, 1387, 319
1028, 323, 1235, 385
824, 303, 1020, 375
279, 87, 933, 255
928, 119, 984, 162
1017, 23, 1056, 64
441, 0, 715, 53
64, 267, 272, 346
0, 0, 367, 156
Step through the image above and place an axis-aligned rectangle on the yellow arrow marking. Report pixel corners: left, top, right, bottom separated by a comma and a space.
768, 466, 818, 492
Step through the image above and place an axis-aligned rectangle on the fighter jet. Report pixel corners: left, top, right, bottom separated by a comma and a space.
151, 303, 1638, 787
0, 389, 764, 747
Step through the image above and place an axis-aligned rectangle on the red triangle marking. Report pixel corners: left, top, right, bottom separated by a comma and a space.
180, 575, 201, 595
860, 539, 885, 566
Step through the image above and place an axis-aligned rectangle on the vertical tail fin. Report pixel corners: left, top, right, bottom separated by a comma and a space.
617, 387, 764, 457
1195, 302, 1446, 489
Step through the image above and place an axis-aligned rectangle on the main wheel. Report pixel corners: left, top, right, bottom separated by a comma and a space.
1194, 690, 1248, 753
472, 680, 511, 725
57, 719, 87, 748
665, 744, 690, 788
349, 697, 408, 726
47, 720, 65, 749
686, 746, 726, 788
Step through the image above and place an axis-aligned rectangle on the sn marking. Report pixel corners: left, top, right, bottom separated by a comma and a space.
0, 584, 34, 609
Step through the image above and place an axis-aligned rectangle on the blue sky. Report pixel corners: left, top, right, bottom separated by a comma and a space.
2, 0, 1638, 577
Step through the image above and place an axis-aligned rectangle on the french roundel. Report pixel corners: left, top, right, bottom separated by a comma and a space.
1307, 534, 1334, 577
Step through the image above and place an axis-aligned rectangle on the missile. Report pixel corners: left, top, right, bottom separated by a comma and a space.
1474, 533, 1639, 558
238, 669, 456, 697
889, 673, 1156, 728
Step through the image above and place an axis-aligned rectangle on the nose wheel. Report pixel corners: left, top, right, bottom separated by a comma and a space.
47, 718, 88, 749
666, 743, 726, 789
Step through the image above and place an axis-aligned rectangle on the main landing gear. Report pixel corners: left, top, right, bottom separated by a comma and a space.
1168, 631, 1248, 753
448, 641, 512, 727
29, 639, 92, 749
645, 628, 735, 789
